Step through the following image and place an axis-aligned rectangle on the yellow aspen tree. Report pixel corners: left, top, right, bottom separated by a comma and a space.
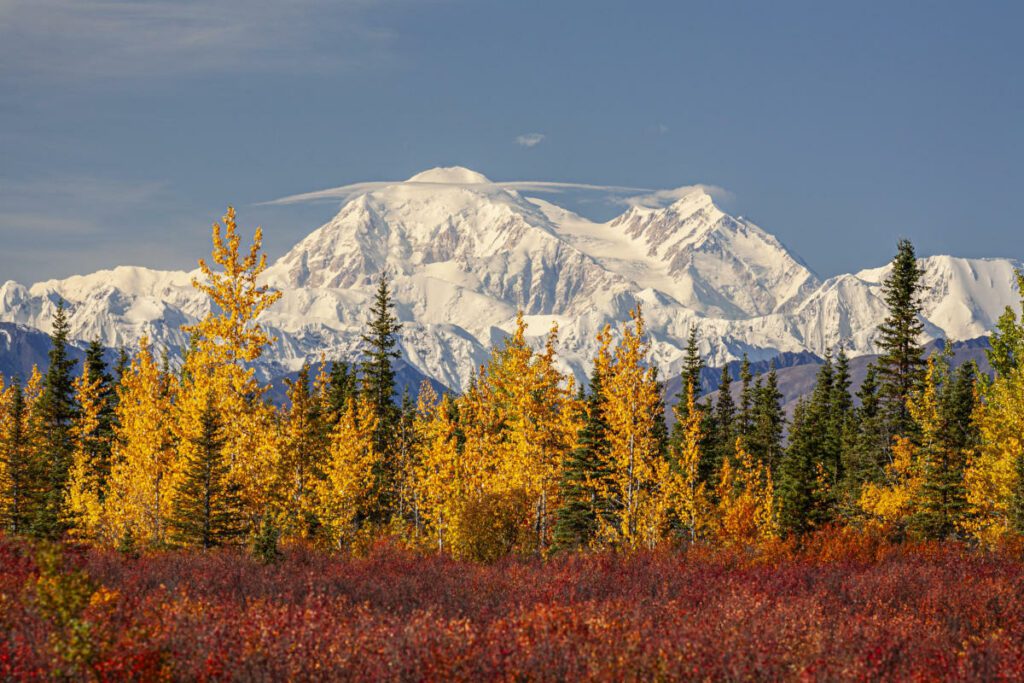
0, 368, 46, 534
858, 436, 920, 527
964, 368, 1024, 544
714, 438, 776, 546
181, 207, 284, 531
665, 381, 710, 542
276, 365, 327, 541
464, 314, 573, 554
188, 206, 282, 366
413, 384, 465, 552
858, 355, 945, 530
64, 365, 106, 539
0, 375, 12, 526
598, 306, 666, 550
316, 396, 379, 550
106, 340, 179, 548
449, 369, 513, 557
963, 271, 1024, 544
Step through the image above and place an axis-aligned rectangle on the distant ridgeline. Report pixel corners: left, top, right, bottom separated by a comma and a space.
666, 336, 994, 422
0, 319, 992, 412
0, 321, 445, 404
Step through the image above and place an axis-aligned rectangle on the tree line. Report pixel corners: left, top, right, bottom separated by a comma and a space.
2, 209, 1024, 561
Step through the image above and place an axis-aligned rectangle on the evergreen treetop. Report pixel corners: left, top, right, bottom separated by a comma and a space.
877, 239, 926, 439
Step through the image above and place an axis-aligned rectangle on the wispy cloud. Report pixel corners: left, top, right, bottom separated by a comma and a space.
622, 184, 733, 209
0, 0, 403, 80
261, 178, 654, 206
515, 133, 545, 148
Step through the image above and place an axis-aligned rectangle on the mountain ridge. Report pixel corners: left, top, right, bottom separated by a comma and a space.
0, 166, 1020, 391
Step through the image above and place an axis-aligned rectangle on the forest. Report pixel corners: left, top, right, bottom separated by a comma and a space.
3, 208, 1024, 678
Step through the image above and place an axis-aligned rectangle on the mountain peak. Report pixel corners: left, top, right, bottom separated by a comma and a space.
406, 166, 492, 185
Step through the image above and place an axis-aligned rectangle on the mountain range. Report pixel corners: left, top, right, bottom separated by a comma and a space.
1, 166, 1020, 393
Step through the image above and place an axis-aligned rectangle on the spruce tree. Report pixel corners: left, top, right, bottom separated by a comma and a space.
877, 239, 926, 441
35, 299, 79, 538
709, 366, 736, 480
777, 358, 844, 536
737, 355, 754, 439
82, 339, 116, 500
115, 346, 131, 383
553, 370, 614, 551
776, 399, 831, 538
0, 382, 44, 534
323, 361, 358, 428
912, 354, 976, 539
170, 396, 242, 548
676, 327, 704, 413
826, 348, 854, 485
360, 271, 403, 523
680, 326, 704, 397
847, 362, 887, 492
749, 364, 785, 472
671, 326, 704, 454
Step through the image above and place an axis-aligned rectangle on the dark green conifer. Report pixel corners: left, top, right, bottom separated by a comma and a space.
737, 355, 754, 439
841, 363, 888, 512
553, 369, 615, 551
170, 396, 242, 548
0, 382, 45, 534
323, 361, 358, 428
710, 366, 736, 477
360, 271, 403, 523
877, 239, 926, 441
912, 352, 977, 539
674, 327, 704, 425
776, 399, 831, 538
81, 339, 116, 501
749, 364, 785, 472
35, 299, 79, 538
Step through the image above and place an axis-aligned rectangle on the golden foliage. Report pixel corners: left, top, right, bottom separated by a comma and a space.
178, 207, 283, 531
964, 366, 1024, 544
597, 306, 667, 549
455, 313, 576, 554
413, 386, 464, 553
187, 206, 282, 366
316, 397, 379, 549
106, 340, 179, 548
64, 365, 106, 539
665, 382, 710, 542
715, 438, 776, 546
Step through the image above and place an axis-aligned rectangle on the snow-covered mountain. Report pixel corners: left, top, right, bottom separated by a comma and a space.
0, 167, 1020, 389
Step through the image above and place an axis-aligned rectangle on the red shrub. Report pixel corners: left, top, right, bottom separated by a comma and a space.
1, 533, 1022, 680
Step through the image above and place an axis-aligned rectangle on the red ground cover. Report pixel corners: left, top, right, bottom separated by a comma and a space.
2, 534, 1023, 680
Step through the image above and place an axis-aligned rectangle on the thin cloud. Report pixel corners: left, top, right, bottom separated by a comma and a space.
0, 0, 404, 80
515, 133, 545, 148
622, 184, 734, 209
261, 179, 654, 206
500, 181, 653, 195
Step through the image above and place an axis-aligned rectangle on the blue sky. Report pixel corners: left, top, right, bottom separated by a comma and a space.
1, 0, 1022, 283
